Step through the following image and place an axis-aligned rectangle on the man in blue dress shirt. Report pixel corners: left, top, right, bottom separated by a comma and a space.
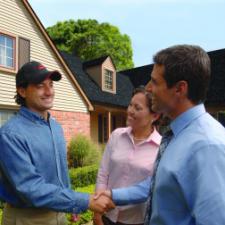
97, 45, 225, 225
0, 61, 114, 225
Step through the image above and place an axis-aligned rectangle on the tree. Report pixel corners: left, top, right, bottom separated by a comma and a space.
47, 19, 134, 70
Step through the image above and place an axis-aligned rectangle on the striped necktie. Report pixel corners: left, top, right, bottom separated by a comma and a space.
144, 129, 173, 225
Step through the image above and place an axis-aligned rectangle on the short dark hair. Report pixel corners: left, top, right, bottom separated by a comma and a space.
153, 44, 211, 104
132, 86, 161, 126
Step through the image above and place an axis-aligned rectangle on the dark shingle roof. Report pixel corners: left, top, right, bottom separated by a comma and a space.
83, 56, 109, 69
206, 49, 225, 105
120, 64, 153, 87
60, 51, 134, 108
60, 48, 225, 108
122, 49, 225, 105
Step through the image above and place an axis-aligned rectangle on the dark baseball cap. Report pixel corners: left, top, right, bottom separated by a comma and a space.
16, 61, 62, 87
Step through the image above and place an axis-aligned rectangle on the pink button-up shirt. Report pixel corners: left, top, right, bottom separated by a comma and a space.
96, 127, 161, 224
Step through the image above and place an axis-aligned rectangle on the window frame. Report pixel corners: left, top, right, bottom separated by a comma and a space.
0, 31, 17, 72
103, 68, 114, 92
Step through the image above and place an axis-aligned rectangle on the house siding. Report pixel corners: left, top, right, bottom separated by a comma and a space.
0, 0, 88, 113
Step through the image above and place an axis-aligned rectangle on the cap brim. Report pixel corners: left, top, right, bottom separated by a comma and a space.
31, 70, 62, 84
48, 71, 62, 81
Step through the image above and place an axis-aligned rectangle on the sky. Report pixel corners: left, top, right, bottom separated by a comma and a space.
28, 0, 225, 68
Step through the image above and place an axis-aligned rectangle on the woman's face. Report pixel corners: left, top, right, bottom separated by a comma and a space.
127, 92, 155, 131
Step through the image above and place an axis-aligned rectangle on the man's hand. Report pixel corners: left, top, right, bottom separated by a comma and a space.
89, 194, 115, 214
94, 190, 112, 200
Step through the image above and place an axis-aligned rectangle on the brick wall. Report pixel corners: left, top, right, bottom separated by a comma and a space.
50, 110, 90, 144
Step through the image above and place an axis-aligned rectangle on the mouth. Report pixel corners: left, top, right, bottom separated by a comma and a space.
42, 98, 53, 103
127, 116, 135, 123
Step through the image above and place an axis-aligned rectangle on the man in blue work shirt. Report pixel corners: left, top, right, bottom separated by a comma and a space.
0, 61, 114, 225
96, 45, 225, 225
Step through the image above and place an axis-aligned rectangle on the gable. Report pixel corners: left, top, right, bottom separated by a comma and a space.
0, 0, 92, 112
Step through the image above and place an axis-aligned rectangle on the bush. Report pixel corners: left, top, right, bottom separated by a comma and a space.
69, 165, 98, 188
68, 134, 102, 168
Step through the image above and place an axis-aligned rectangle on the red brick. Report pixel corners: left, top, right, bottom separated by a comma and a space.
50, 110, 90, 144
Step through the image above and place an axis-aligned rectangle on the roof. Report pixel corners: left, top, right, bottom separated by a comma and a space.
60, 51, 134, 108
206, 48, 225, 105
122, 49, 225, 106
61, 47, 225, 109
83, 56, 109, 68
120, 64, 153, 87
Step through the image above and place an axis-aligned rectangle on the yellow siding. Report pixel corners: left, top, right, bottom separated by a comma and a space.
0, 0, 88, 112
102, 57, 115, 71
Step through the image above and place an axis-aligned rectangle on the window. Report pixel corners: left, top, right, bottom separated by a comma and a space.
0, 110, 17, 127
0, 33, 15, 70
0, 32, 30, 71
104, 69, 113, 90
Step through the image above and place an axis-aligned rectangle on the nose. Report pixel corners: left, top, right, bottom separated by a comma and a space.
45, 85, 54, 95
127, 105, 134, 115
145, 80, 152, 92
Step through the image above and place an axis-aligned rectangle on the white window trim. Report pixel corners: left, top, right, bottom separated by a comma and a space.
102, 67, 116, 93
0, 30, 18, 73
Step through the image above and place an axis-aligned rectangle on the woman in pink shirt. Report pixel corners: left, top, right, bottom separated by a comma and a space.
94, 86, 162, 225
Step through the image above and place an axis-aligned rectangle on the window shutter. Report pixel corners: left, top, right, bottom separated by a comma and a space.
18, 37, 30, 69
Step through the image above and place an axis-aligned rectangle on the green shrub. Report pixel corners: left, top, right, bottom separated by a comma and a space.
69, 165, 98, 188
68, 134, 102, 168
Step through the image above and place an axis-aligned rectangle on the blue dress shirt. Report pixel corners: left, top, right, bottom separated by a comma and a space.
112, 104, 225, 225
0, 107, 89, 213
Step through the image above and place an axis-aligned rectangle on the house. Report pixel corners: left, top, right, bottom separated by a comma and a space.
61, 48, 225, 144
1, 1, 224, 146
0, 0, 93, 142
60, 52, 133, 143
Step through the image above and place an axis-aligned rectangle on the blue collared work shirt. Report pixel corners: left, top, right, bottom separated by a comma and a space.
0, 107, 89, 213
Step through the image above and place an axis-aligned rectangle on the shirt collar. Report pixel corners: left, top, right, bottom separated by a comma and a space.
124, 126, 161, 146
19, 106, 51, 124
170, 104, 206, 137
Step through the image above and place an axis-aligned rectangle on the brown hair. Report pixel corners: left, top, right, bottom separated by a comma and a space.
153, 44, 211, 104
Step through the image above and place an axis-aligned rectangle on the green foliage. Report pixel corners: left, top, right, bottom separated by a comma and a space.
68, 134, 101, 168
47, 19, 134, 70
67, 185, 95, 225
69, 165, 98, 189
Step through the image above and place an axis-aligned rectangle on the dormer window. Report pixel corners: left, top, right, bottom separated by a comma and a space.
104, 69, 113, 90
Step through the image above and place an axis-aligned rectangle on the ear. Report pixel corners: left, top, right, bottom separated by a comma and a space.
151, 112, 161, 123
17, 87, 26, 98
175, 80, 188, 97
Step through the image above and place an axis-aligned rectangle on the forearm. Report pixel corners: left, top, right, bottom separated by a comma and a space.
112, 176, 151, 205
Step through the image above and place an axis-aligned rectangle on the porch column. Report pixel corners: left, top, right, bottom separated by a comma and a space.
107, 111, 111, 139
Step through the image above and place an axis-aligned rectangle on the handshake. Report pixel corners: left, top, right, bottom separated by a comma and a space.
88, 190, 114, 214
